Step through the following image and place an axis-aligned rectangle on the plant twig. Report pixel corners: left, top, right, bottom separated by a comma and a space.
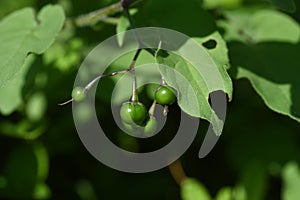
84, 69, 130, 92
65, 2, 123, 27
123, 7, 156, 56
58, 69, 130, 105
129, 49, 141, 102
168, 160, 187, 185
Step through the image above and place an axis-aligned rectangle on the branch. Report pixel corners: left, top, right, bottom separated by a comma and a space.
65, 2, 123, 27
168, 160, 187, 185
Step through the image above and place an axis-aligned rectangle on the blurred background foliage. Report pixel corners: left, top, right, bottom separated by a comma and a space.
0, 0, 300, 199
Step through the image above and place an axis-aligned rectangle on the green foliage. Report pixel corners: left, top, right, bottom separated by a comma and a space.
0, 143, 49, 199
156, 32, 232, 135
26, 91, 47, 122
282, 162, 300, 200
219, 8, 300, 43
215, 187, 232, 200
116, 9, 137, 46
0, 0, 300, 199
221, 8, 300, 123
0, 4, 65, 87
180, 178, 211, 200
0, 55, 35, 115
203, 0, 243, 9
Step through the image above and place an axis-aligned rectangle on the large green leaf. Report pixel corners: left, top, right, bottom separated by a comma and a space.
156, 32, 232, 135
0, 55, 35, 115
218, 8, 300, 43
222, 8, 300, 123
0, 4, 65, 87
229, 42, 300, 122
180, 178, 211, 200
282, 162, 300, 200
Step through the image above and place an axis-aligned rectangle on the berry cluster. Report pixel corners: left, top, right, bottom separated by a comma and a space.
70, 85, 176, 136
119, 85, 176, 135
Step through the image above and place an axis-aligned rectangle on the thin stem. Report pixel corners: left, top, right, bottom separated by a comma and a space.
65, 2, 122, 27
123, 8, 142, 47
168, 160, 187, 185
58, 98, 74, 106
100, 17, 119, 25
129, 49, 141, 102
58, 69, 130, 105
84, 69, 130, 92
123, 8, 156, 57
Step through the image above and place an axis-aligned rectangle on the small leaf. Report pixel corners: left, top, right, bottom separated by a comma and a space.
116, 16, 130, 47
26, 92, 47, 122
116, 9, 137, 47
0, 4, 65, 87
215, 187, 232, 200
0, 119, 46, 139
33, 182, 51, 200
240, 162, 268, 200
282, 162, 300, 200
180, 178, 211, 200
33, 143, 49, 182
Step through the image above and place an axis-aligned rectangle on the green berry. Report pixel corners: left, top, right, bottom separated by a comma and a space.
155, 86, 176, 105
144, 116, 157, 136
120, 102, 147, 125
72, 87, 86, 102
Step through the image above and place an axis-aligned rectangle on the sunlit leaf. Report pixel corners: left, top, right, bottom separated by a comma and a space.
0, 5, 65, 87
0, 55, 35, 115
223, 8, 300, 123
156, 33, 232, 135
180, 178, 211, 200
282, 162, 300, 200
218, 8, 300, 43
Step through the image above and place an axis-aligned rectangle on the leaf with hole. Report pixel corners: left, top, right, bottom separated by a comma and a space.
156, 32, 232, 135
